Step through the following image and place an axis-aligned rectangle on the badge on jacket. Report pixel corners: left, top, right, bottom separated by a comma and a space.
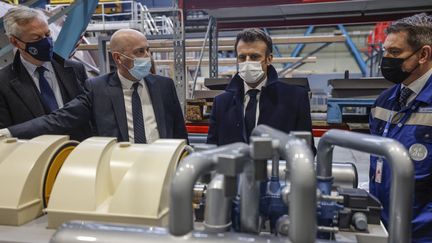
409, 143, 428, 161
375, 158, 383, 183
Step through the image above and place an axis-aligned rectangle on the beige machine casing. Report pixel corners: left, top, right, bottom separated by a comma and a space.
46, 138, 187, 228
0, 135, 187, 229
0, 136, 75, 226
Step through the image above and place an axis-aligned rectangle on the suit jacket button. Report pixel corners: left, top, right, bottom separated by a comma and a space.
236, 123, 240, 127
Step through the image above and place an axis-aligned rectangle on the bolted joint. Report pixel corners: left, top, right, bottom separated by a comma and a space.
216, 154, 247, 177
250, 136, 274, 160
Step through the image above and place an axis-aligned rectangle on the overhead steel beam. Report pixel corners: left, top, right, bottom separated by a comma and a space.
199, 0, 432, 29
149, 35, 346, 48
338, 24, 367, 76
291, 26, 314, 58
184, 0, 342, 10
263, 28, 282, 58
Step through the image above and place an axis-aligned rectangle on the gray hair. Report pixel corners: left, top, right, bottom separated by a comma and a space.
387, 13, 432, 50
3, 6, 48, 38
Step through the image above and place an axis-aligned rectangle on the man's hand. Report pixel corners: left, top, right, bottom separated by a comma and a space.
0, 128, 11, 138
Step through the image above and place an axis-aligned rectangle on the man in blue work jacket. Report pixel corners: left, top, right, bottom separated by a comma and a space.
369, 13, 432, 242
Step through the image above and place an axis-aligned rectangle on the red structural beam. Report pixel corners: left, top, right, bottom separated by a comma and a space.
184, 0, 344, 10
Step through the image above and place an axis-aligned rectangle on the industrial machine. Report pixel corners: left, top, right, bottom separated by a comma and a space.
327, 78, 393, 124
47, 126, 412, 243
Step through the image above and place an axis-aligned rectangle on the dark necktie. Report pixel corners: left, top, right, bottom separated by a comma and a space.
36, 66, 58, 112
399, 87, 414, 108
132, 82, 146, 143
244, 89, 259, 142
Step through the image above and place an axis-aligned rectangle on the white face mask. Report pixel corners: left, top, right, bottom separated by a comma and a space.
117, 52, 152, 80
238, 61, 265, 84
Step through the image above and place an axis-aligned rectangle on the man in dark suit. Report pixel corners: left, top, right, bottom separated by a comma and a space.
207, 28, 314, 148
0, 29, 187, 143
0, 6, 90, 140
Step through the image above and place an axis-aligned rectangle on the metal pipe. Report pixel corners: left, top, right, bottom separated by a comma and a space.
251, 125, 316, 243
317, 129, 414, 243
271, 153, 279, 178
239, 161, 261, 234
278, 42, 330, 77
338, 24, 368, 77
169, 142, 249, 236
268, 161, 358, 189
203, 174, 231, 233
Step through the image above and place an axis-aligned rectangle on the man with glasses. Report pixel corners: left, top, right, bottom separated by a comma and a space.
369, 13, 432, 242
0, 29, 187, 143
0, 6, 90, 140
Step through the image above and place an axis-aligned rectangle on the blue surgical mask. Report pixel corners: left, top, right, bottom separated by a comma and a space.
118, 53, 152, 80
15, 36, 54, 62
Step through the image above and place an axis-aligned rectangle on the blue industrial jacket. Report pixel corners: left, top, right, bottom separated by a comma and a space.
369, 74, 432, 243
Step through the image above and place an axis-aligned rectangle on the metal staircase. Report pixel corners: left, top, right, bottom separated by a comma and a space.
46, 1, 174, 35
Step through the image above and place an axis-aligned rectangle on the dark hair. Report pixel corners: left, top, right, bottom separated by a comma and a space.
234, 28, 273, 56
387, 13, 432, 50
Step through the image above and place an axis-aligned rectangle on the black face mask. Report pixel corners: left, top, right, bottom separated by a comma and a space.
380, 47, 422, 84
14, 36, 54, 62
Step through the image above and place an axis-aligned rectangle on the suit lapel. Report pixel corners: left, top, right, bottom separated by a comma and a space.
144, 75, 167, 138
107, 73, 128, 141
226, 74, 247, 142
10, 56, 45, 117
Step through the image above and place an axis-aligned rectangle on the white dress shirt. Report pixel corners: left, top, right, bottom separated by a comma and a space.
118, 72, 160, 144
20, 56, 64, 108
403, 67, 432, 104
243, 78, 267, 126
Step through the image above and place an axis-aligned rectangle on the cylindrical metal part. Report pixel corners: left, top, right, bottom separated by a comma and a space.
203, 174, 231, 233
352, 212, 368, 231
317, 129, 414, 243
331, 162, 358, 189
254, 159, 267, 181
239, 161, 261, 234
319, 194, 344, 203
268, 161, 358, 189
271, 153, 280, 178
317, 226, 339, 233
223, 176, 237, 198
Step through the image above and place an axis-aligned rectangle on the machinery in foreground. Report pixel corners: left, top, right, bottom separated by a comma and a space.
0, 125, 406, 243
